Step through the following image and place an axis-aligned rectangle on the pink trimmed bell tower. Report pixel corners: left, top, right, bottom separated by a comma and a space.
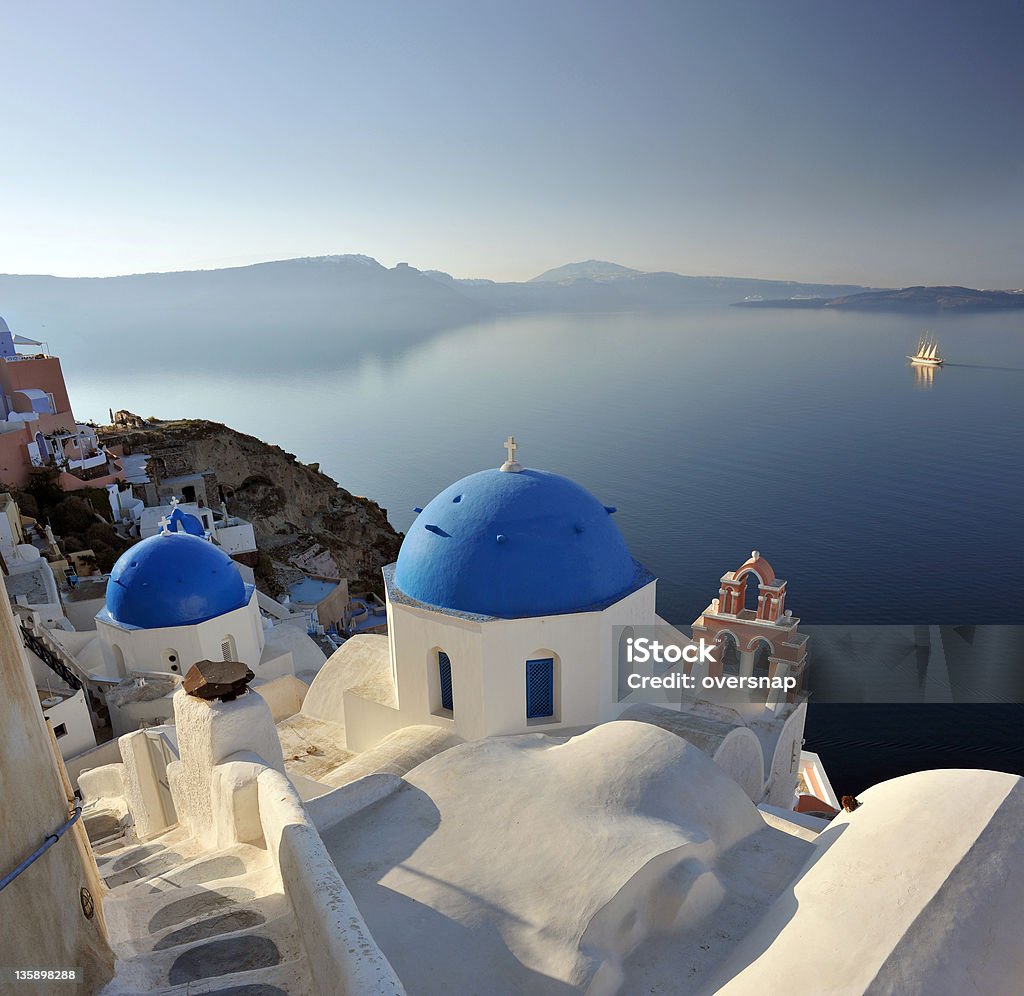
691, 551, 808, 701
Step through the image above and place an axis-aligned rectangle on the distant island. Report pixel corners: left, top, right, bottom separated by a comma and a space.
2, 260, 1021, 377
735, 285, 1024, 313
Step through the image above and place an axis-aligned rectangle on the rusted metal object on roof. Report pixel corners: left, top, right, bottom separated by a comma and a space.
183, 660, 254, 702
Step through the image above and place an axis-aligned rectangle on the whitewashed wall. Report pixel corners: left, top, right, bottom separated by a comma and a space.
96, 591, 274, 679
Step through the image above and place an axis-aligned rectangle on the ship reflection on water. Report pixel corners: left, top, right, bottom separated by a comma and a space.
912, 362, 938, 389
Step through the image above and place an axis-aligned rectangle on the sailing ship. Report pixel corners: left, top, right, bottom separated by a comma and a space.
907, 334, 944, 366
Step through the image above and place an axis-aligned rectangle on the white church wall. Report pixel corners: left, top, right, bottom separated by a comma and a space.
388, 600, 486, 738
479, 612, 602, 736
97, 591, 269, 680
477, 582, 660, 738
597, 582, 660, 722
384, 581, 660, 741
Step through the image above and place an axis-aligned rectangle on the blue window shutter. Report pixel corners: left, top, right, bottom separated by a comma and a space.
439, 651, 453, 711
526, 658, 554, 719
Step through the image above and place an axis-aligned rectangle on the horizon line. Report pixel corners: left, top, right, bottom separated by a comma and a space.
3, 253, 1022, 292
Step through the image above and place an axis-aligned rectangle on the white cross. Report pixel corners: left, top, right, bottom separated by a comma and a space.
170, 495, 181, 509
158, 513, 172, 535
500, 435, 523, 473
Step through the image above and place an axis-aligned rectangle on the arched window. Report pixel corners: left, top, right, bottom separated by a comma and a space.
429, 647, 454, 717
221, 635, 238, 662
718, 633, 740, 675
526, 657, 556, 721
751, 640, 773, 679
740, 571, 763, 615
438, 650, 453, 712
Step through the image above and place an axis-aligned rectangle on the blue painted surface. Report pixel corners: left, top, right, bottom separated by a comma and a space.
287, 577, 339, 605
105, 531, 250, 629
393, 468, 641, 618
166, 507, 205, 536
526, 658, 554, 719
438, 651, 453, 711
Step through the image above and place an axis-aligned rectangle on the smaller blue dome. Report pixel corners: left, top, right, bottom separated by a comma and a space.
105, 531, 249, 630
166, 507, 205, 536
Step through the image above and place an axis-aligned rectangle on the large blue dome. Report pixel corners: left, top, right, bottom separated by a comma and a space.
393, 468, 641, 618
105, 531, 250, 629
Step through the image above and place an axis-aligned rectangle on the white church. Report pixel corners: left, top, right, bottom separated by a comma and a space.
95, 506, 270, 681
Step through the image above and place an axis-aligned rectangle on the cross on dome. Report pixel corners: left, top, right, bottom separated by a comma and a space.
158, 513, 172, 535
500, 435, 523, 473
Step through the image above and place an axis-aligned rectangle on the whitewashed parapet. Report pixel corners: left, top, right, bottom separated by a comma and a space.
257, 767, 406, 996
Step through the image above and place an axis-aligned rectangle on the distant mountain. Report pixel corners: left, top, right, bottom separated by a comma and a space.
438, 263, 868, 313
0, 255, 489, 374
735, 285, 1024, 313
4, 256, 1012, 383
530, 260, 643, 283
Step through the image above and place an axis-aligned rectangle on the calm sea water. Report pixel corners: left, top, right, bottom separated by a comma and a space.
70, 306, 1024, 791
72, 306, 1024, 625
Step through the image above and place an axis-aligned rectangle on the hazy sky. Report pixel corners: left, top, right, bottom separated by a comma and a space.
3, 2, 1022, 286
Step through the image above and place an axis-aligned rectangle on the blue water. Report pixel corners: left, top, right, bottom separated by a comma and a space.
73, 305, 1024, 627
67, 306, 1024, 790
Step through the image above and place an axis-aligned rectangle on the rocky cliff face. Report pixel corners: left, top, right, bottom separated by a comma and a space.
101, 415, 403, 592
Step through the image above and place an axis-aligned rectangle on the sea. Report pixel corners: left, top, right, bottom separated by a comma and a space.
69, 306, 1024, 793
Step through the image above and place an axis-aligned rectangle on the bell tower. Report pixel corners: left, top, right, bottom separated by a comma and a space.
691, 551, 807, 704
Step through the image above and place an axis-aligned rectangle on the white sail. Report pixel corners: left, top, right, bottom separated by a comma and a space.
908, 332, 943, 365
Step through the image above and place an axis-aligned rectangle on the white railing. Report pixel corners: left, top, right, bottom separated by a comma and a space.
68, 453, 108, 471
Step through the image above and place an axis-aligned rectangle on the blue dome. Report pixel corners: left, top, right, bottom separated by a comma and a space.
393, 468, 639, 618
105, 531, 249, 629
166, 507, 205, 536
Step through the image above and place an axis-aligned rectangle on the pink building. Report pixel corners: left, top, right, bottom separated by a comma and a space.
0, 317, 123, 490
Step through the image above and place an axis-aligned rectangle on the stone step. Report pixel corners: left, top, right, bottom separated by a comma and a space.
108, 842, 271, 898
102, 912, 307, 994
145, 957, 315, 996
101, 845, 186, 890
115, 890, 293, 956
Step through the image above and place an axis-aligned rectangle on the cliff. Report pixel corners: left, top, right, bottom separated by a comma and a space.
100, 415, 403, 594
